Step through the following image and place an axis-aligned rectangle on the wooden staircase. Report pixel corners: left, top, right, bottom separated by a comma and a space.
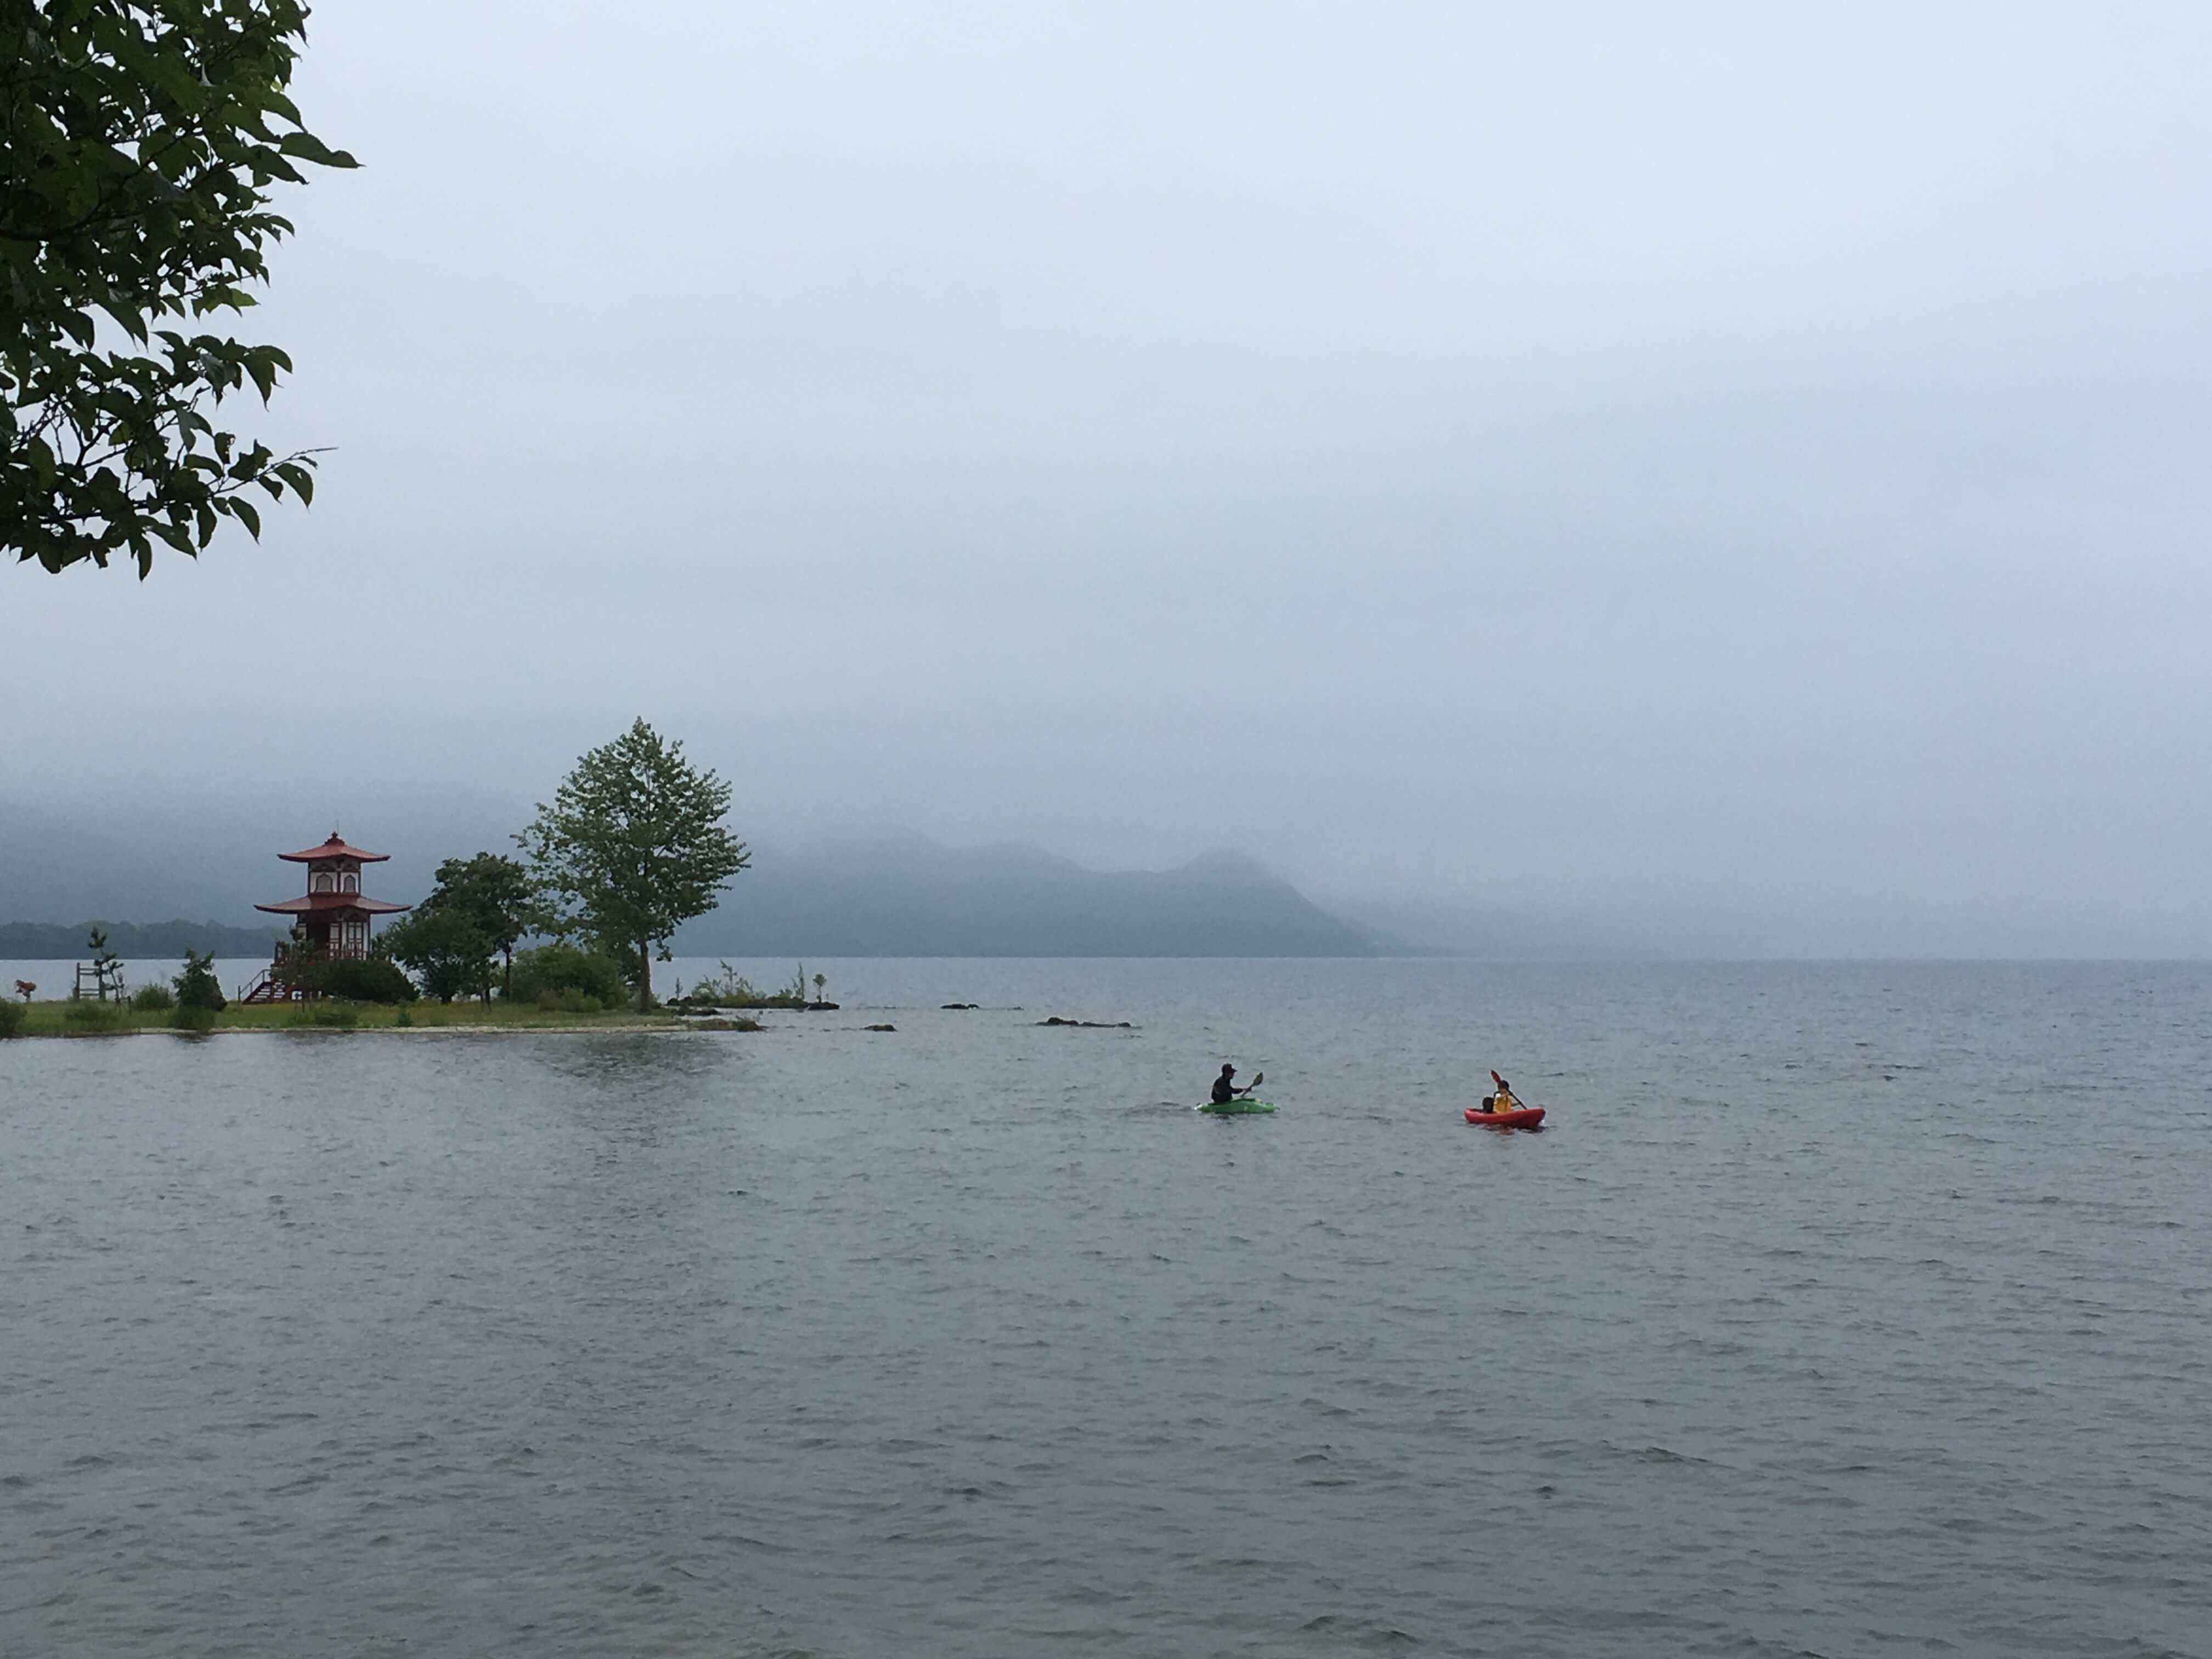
239, 966, 303, 1005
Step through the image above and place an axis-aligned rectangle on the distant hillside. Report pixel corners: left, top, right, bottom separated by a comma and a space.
0, 919, 285, 961
0, 799, 1373, 958
0, 793, 524, 927
676, 833, 1373, 957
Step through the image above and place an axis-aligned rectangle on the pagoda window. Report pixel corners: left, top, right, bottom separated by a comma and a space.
311, 872, 335, 893
340, 872, 359, 894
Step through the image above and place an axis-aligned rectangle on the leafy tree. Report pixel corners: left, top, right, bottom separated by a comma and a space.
422, 852, 532, 994
377, 906, 493, 1004
3, 1, 356, 575
518, 719, 750, 1012
173, 947, 225, 1010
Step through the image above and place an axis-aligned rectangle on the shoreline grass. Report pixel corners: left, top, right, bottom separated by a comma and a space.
4, 999, 761, 1037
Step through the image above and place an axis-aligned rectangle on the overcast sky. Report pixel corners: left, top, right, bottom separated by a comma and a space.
6, 1, 2209, 951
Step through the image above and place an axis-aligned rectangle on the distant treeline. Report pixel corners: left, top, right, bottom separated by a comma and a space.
0, 920, 283, 960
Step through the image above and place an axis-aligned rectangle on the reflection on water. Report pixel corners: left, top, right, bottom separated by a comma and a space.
3, 961, 2209, 1658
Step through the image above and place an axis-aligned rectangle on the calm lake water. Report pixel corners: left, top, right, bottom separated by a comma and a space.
3, 959, 2209, 1658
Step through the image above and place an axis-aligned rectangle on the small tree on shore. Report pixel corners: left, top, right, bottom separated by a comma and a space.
518, 719, 749, 1012
423, 852, 532, 996
378, 906, 494, 1003
84, 927, 124, 1001
174, 950, 227, 1011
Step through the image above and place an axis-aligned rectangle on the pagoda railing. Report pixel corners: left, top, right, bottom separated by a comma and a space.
272, 938, 370, 966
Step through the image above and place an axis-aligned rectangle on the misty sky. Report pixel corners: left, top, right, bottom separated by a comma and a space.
5, 2, 2210, 952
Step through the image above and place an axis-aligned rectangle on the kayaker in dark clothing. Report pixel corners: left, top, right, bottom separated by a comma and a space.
1212, 1064, 1251, 1105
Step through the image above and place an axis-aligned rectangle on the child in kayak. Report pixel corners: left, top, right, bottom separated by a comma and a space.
1487, 1071, 1520, 1114
1212, 1064, 1254, 1105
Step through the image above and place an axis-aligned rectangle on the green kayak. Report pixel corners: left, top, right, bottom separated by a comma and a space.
1198, 1098, 1276, 1114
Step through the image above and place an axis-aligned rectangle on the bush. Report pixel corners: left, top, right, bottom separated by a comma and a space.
170, 1005, 217, 1034
63, 999, 127, 1033
320, 957, 417, 1003
378, 906, 494, 1002
131, 983, 176, 1011
174, 950, 227, 1012
507, 944, 629, 1006
534, 988, 602, 1014
0, 1000, 23, 1038
284, 1003, 359, 1030
394, 1006, 413, 1028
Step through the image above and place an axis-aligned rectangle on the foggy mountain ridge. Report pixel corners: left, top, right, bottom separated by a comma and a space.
0, 802, 1375, 958
4, 791, 2203, 957
673, 834, 1376, 957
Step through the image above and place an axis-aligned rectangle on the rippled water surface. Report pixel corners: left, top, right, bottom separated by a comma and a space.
4, 960, 2210, 1658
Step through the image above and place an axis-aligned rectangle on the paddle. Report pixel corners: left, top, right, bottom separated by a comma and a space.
1242, 1070, 1264, 1097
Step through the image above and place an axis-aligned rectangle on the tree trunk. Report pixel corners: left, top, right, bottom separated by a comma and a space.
637, 937, 652, 1013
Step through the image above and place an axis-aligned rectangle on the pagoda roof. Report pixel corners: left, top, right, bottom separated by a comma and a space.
256, 894, 413, 916
279, 833, 390, 864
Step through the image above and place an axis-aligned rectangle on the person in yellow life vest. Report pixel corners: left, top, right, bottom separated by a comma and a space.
1487, 1070, 1519, 1113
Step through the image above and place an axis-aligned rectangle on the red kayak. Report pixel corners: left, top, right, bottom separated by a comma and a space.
1465, 1107, 1545, 1128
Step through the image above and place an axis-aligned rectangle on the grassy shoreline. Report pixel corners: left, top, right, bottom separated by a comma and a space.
4, 1000, 763, 1037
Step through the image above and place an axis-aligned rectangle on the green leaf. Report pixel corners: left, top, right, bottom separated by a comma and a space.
277, 131, 359, 170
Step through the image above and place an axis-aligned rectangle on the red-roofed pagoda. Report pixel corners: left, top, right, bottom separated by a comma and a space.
243, 833, 412, 1002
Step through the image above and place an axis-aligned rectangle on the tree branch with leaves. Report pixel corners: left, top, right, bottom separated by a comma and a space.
2, 0, 356, 575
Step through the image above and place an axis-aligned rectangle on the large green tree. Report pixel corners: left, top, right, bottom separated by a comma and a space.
3, 1, 355, 575
518, 720, 751, 1012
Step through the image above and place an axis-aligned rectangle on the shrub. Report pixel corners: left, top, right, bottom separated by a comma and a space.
534, 988, 602, 1014
131, 983, 176, 1011
174, 950, 227, 1012
507, 944, 629, 1006
393, 1006, 413, 1028
63, 999, 127, 1033
675, 961, 810, 1008
0, 1000, 23, 1038
284, 1003, 359, 1030
170, 1005, 217, 1034
320, 957, 417, 1003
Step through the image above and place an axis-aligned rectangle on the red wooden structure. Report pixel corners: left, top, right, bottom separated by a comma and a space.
241, 833, 411, 1002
